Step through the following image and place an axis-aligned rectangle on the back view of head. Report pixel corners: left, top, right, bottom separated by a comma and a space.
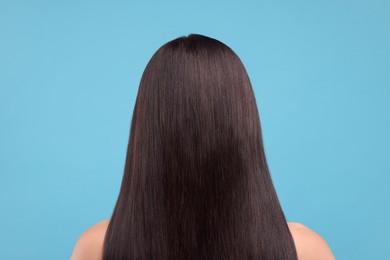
103, 34, 297, 259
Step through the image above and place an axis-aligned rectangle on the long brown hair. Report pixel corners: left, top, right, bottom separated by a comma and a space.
103, 34, 297, 259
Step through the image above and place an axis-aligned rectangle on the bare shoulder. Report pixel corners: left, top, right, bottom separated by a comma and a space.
287, 222, 335, 260
71, 219, 110, 260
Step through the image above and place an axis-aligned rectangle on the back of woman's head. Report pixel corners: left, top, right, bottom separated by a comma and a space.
103, 34, 297, 260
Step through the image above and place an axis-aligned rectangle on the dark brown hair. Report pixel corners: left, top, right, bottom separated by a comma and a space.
103, 34, 297, 259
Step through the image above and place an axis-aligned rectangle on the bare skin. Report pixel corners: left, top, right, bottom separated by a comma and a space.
71, 220, 335, 260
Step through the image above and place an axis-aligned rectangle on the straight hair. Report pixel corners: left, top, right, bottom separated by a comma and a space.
103, 34, 297, 259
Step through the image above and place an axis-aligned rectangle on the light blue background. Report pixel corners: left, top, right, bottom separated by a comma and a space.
1, 0, 389, 259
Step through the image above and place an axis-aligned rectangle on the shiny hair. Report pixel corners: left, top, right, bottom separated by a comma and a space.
103, 34, 297, 259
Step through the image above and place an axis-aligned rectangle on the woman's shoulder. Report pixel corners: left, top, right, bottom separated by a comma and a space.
71, 220, 335, 260
71, 219, 110, 260
287, 222, 335, 260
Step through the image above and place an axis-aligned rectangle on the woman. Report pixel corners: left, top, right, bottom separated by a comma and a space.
71, 34, 335, 260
